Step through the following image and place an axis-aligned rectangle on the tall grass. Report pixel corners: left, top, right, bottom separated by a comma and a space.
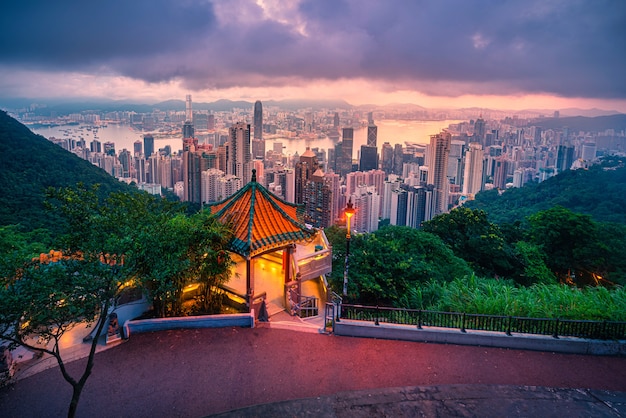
413, 275, 626, 321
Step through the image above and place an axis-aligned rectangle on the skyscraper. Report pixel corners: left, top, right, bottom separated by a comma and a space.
367, 114, 377, 147
228, 122, 252, 184
359, 145, 378, 171
252, 100, 265, 159
428, 131, 451, 215
462, 142, 484, 197
381, 142, 393, 175
295, 147, 319, 205
183, 94, 194, 139
304, 168, 333, 228
341, 128, 354, 177
143, 134, 154, 158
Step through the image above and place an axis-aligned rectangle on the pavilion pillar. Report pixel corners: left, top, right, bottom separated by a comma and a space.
284, 246, 291, 283
246, 256, 254, 310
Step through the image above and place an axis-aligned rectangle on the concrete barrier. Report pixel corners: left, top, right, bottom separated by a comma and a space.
334, 319, 626, 356
123, 311, 255, 338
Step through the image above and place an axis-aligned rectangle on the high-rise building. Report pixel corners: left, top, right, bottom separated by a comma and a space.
183, 94, 194, 139
252, 100, 265, 159
133, 140, 142, 157
359, 145, 378, 171
556, 144, 575, 173
393, 144, 404, 176
227, 122, 252, 184
351, 185, 380, 233
462, 142, 484, 197
304, 168, 333, 228
381, 142, 393, 175
295, 147, 319, 205
474, 117, 486, 146
341, 128, 354, 177
324, 171, 342, 225
428, 131, 451, 215
367, 115, 377, 147
144, 134, 154, 158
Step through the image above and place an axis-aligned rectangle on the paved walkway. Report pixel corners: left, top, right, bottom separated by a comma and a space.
1, 324, 625, 417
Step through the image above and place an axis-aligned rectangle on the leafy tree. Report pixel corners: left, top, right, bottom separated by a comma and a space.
423, 207, 516, 278
0, 186, 132, 417
326, 226, 472, 307
528, 206, 608, 285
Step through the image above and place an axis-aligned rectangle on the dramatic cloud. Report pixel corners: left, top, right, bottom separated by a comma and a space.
1, 0, 625, 100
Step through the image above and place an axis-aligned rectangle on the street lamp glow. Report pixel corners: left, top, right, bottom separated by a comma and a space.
343, 198, 355, 297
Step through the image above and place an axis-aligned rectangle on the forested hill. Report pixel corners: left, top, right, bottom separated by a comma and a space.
465, 162, 626, 225
0, 111, 134, 233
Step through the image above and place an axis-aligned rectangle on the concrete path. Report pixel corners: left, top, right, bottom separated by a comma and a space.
1, 327, 625, 417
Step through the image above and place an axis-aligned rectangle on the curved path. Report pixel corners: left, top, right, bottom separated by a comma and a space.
1, 327, 625, 417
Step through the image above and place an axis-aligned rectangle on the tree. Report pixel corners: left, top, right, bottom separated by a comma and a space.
326, 225, 472, 307
0, 184, 134, 417
423, 207, 516, 278
528, 206, 608, 285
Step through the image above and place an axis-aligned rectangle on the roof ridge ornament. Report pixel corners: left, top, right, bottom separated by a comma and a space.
251, 169, 257, 182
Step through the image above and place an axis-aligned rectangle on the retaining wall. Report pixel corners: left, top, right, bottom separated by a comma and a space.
123, 311, 255, 338
334, 319, 626, 356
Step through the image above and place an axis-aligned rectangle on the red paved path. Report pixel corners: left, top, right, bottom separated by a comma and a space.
1, 327, 625, 417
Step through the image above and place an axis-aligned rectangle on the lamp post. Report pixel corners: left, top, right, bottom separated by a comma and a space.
343, 198, 355, 297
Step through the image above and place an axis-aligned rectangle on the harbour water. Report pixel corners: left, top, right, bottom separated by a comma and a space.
31, 119, 461, 158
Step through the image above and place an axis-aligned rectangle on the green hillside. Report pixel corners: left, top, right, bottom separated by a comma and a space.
0, 110, 134, 233
465, 161, 626, 225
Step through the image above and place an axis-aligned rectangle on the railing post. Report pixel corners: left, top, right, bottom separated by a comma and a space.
461, 313, 466, 333
417, 310, 422, 329
553, 318, 560, 339
506, 316, 512, 336
335, 302, 341, 323
375, 305, 380, 326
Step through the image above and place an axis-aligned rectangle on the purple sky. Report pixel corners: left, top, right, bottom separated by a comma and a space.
1, 0, 625, 110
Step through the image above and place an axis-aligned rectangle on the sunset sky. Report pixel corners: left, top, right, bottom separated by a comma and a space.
1, 0, 625, 112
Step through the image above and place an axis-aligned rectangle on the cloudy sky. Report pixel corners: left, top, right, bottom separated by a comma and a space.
1, 0, 625, 111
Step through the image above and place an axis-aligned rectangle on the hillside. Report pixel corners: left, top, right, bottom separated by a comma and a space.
465, 163, 626, 225
0, 111, 135, 233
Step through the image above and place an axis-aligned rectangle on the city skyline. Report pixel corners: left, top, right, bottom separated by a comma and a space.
1, 1, 625, 113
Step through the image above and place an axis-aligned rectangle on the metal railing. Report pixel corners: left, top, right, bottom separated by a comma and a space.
337, 304, 626, 340
299, 296, 319, 318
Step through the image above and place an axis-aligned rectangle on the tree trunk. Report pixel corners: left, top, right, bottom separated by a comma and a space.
68, 382, 84, 418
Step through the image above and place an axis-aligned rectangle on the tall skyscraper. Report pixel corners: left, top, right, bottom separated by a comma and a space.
381, 142, 393, 175
341, 128, 354, 177
428, 131, 451, 215
304, 168, 333, 228
295, 147, 318, 205
474, 117, 486, 146
227, 122, 252, 184
462, 142, 484, 197
133, 140, 142, 157
367, 114, 378, 147
359, 145, 378, 171
183, 94, 194, 139
252, 100, 265, 159
143, 134, 154, 158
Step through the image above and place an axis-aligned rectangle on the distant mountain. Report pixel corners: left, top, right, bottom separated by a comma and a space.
528, 114, 626, 132
0, 111, 135, 233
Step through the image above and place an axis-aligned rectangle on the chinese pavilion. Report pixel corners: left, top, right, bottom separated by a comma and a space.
208, 170, 332, 317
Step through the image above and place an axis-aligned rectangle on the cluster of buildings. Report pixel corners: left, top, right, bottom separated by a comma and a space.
25, 97, 625, 234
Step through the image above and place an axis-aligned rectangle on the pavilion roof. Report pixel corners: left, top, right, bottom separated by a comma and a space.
208, 170, 315, 258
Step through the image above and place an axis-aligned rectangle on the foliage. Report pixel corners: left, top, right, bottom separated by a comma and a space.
0, 185, 133, 417
326, 225, 472, 306
422, 208, 517, 279
527, 206, 610, 285
128, 211, 233, 317
466, 163, 626, 225
0, 110, 136, 236
422, 276, 626, 321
